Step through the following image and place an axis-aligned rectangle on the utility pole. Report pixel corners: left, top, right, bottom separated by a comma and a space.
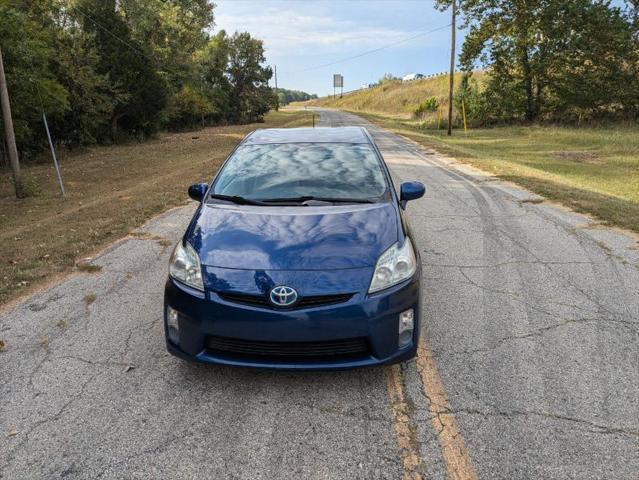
0, 46, 23, 198
447, 0, 456, 136
274, 65, 279, 111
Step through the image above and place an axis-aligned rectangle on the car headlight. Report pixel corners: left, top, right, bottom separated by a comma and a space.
169, 241, 204, 291
369, 238, 417, 293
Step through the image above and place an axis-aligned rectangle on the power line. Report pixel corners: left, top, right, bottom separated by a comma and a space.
71, 3, 188, 78
72, 4, 149, 60
283, 24, 452, 75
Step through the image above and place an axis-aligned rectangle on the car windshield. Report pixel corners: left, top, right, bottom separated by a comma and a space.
211, 142, 388, 202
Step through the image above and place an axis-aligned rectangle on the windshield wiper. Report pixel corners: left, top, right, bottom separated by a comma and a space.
208, 194, 269, 206
258, 196, 375, 204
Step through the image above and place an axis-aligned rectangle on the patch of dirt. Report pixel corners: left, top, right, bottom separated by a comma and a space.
129, 232, 173, 248
76, 263, 102, 273
553, 151, 602, 164
83, 293, 97, 305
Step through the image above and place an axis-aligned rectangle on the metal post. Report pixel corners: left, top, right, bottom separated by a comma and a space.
42, 113, 65, 196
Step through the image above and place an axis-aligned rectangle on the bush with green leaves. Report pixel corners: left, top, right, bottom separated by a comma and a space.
413, 97, 439, 119
166, 86, 215, 130
454, 74, 491, 126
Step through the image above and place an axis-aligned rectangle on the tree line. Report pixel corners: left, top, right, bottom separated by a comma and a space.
0, 0, 277, 158
277, 89, 318, 106
436, 0, 639, 124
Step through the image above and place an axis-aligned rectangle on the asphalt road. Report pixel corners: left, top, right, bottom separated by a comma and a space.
1, 109, 638, 479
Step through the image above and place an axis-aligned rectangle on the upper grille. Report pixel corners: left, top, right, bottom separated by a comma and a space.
217, 291, 353, 309
205, 335, 369, 360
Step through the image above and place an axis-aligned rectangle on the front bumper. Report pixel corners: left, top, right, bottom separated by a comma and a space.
163, 274, 421, 370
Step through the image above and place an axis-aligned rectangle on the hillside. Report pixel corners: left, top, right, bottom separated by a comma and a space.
298, 75, 639, 235
301, 73, 477, 120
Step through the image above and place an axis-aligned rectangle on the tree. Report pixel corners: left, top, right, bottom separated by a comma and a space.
197, 31, 233, 121
118, 0, 215, 114
625, 0, 638, 23
51, 29, 120, 145
29, 2, 120, 146
77, 0, 167, 140
166, 85, 215, 129
119, 0, 214, 86
225, 32, 276, 123
277, 89, 318, 105
543, 1, 639, 118
438, 0, 639, 122
0, 4, 68, 154
0, 0, 282, 156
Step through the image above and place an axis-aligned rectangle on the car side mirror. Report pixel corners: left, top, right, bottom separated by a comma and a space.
399, 181, 425, 209
188, 183, 208, 202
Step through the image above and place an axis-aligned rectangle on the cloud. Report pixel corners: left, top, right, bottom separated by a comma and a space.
214, 9, 418, 55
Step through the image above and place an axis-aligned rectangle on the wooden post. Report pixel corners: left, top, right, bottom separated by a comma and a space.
274, 65, 279, 111
0, 46, 23, 198
447, 0, 456, 136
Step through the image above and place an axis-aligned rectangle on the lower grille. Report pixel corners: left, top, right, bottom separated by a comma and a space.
217, 292, 353, 309
205, 335, 370, 360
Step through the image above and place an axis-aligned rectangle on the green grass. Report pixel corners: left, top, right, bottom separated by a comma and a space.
304, 74, 639, 232
0, 110, 314, 305
357, 112, 639, 233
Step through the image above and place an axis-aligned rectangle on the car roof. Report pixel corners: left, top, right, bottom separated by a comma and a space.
243, 127, 371, 145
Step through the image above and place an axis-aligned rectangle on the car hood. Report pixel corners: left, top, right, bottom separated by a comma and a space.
187, 202, 399, 270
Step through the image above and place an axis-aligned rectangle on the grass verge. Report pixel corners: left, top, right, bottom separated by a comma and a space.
0, 110, 313, 305
354, 111, 639, 234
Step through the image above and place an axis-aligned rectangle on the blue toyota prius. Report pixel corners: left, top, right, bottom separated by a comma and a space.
164, 126, 425, 370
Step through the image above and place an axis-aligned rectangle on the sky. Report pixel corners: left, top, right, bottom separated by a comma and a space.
214, 0, 462, 96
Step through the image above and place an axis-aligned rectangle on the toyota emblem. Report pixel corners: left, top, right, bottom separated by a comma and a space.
269, 286, 298, 307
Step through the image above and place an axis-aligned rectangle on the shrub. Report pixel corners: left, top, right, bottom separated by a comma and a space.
454, 74, 493, 126
165, 86, 215, 130
413, 97, 439, 119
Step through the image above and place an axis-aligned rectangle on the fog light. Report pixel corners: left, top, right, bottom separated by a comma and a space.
398, 308, 414, 348
166, 306, 180, 344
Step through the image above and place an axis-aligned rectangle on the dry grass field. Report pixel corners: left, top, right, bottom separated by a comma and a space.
0, 110, 312, 305
300, 73, 475, 121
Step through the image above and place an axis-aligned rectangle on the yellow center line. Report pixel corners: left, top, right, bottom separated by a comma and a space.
416, 335, 478, 480
384, 364, 424, 480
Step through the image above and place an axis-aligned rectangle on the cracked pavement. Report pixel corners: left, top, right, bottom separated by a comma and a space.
1, 109, 638, 479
